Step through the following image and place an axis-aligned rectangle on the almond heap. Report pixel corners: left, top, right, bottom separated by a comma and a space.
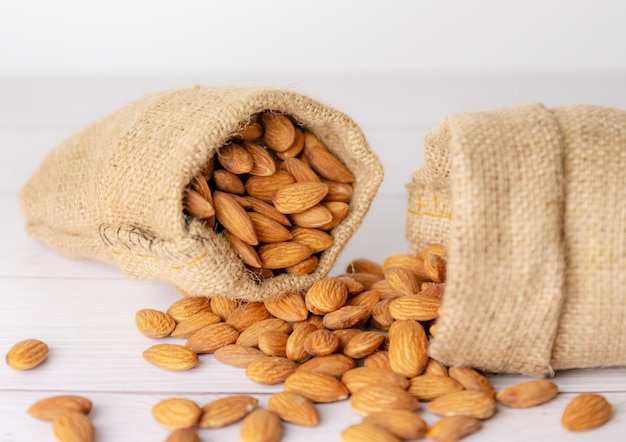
182, 111, 354, 278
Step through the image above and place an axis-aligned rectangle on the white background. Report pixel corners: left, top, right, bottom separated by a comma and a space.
2, 1, 626, 441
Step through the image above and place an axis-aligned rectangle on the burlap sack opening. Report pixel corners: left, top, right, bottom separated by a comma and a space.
20, 86, 383, 301
407, 103, 626, 377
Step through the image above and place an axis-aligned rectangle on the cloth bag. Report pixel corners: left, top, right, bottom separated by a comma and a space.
20, 86, 383, 301
407, 103, 626, 377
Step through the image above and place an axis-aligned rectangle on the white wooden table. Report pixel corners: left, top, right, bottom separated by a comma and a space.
1, 75, 625, 441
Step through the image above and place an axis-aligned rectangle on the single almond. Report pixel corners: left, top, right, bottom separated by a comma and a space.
362, 410, 427, 440
209, 295, 237, 321
408, 375, 465, 401
351, 384, 420, 415
427, 391, 496, 419
199, 395, 258, 428
236, 120, 263, 140
272, 182, 329, 214
223, 231, 263, 268
370, 299, 395, 331
496, 379, 558, 408
191, 173, 212, 201
257, 241, 313, 269
185, 322, 239, 354
342, 331, 386, 359
341, 423, 401, 442
306, 146, 355, 183
319, 201, 350, 230
296, 353, 356, 378
561, 393, 612, 431
289, 204, 333, 229
363, 351, 391, 371
276, 127, 305, 160
286, 323, 317, 363
424, 358, 449, 377
303, 329, 339, 357
346, 290, 380, 313
448, 367, 495, 398
341, 367, 409, 394
240, 408, 283, 442
52, 411, 95, 442
305, 277, 348, 314
284, 157, 321, 182
258, 331, 290, 357
245, 170, 295, 203
28, 395, 92, 421
143, 344, 198, 371
166, 427, 201, 442
217, 142, 254, 174
184, 189, 215, 219
346, 258, 384, 276
284, 371, 350, 403
417, 244, 447, 260
212, 169, 245, 195
291, 227, 334, 253
246, 356, 298, 384
214, 191, 258, 246
286, 255, 319, 275
337, 275, 366, 296
268, 392, 319, 426
388, 320, 429, 378
323, 180, 354, 203
389, 294, 441, 321
226, 302, 271, 332
135, 309, 176, 339
426, 415, 482, 441
5, 339, 48, 370
243, 195, 291, 226
303, 132, 328, 153
242, 141, 276, 176
382, 254, 429, 281
384, 266, 421, 296
323, 305, 370, 330
424, 253, 447, 283
261, 112, 296, 152
236, 318, 292, 347
152, 398, 202, 430
167, 296, 212, 322
248, 212, 293, 243
264, 293, 309, 322
213, 344, 267, 368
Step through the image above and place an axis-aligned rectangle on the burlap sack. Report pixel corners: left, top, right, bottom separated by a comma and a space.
407, 103, 626, 377
20, 86, 383, 301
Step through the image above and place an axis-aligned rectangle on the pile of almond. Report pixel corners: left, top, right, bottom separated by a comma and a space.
183, 111, 354, 277
136, 244, 614, 441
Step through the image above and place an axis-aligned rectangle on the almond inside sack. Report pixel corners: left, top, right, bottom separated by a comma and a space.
20, 86, 383, 301
407, 103, 626, 376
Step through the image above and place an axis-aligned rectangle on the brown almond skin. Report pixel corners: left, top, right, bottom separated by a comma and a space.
52, 411, 95, 442
217, 142, 254, 174
427, 391, 496, 419
388, 319, 429, 378
305, 277, 348, 314
185, 322, 239, 354
240, 409, 283, 442
213, 191, 259, 246
28, 395, 93, 421
261, 112, 296, 152
143, 344, 199, 371
199, 395, 258, 428
246, 357, 298, 385
167, 297, 212, 322
306, 146, 355, 183
296, 354, 356, 378
561, 393, 613, 431
258, 241, 313, 269
264, 293, 309, 322
496, 379, 558, 408
5, 339, 48, 370
268, 392, 319, 426
226, 302, 272, 332
342, 331, 386, 359
284, 371, 349, 403
135, 309, 176, 339
152, 398, 202, 430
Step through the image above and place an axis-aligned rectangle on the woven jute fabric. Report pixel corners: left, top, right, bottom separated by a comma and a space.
407, 103, 626, 377
20, 86, 383, 301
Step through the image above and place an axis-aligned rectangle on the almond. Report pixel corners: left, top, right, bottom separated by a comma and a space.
323, 305, 370, 330
272, 182, 329, 214
496, 379, 558, 408
52, 411, 95, 442
248, 212, 293, 243
190, 173, 212, 201
362, 410, 427, 440
296, 353, 356, 378
242, 195, 291, 226
323, 180, 354, 203
166, 428, 201, 442
261, 112, 296, 152
275, 126, 305, 159
427, 391, 496, 419
424, 358, 449, 377
171, 311, 222, 339
284, 371, 350, 403
341, 423, 401, 442
388, 320, 429, 378
384, 266, 421, 296
213, 169, 245, 195
185, 322, 239, 354
183, 189, 215, 219
342, 331, 385, 359
424, 253, 447, 283
28, 395, 92, 421
258, 241, 313, 269
370, 299, 395, 331
268, 392, 319, 426
246, 356, 298, 385
332, 328, 363, 352
319, 201, 350, 230
426, 415, 482, 442
561, 393, 612, 431
143, 344, 198, 371
214, 191, 258, 245
258, 331, 290, 357
448, 367, 495, 398
346, 290, 380, 313
209, 295, 237, 321
226, 302, 271, 332
236, 318, 292, 347
417, 244, 447, 260
152, 398, 202, 430
236, 120, 263, 140
408, 375, 465, 401
337, 275, 366, 296
5, 339, 48, 370
351, 384, 420, 415
263, 293, 309, 322
245, 170, 295, 203
243, 141, 276, 176
306, 146, 355, 183
303, 132, 328, 153
382, 254, 429, 281
214, 344, 267, 368
305, 277, 348, 314
420, 283, 445, 300
289, 204, 333, 228
135, 309, 176, 339
389, 294, 441, 321
217, 142, 254, 174
363, 351, 391, 371
284, 157, 321, 182
286, 255, 319, 275
291, 227, 334, 253
286, 323, 317, 363
240, 409, 283, 442
294, 314, 325, 330
167, 296, 212, 322
341, 367, 409, 394
303, 329, 340, 356
199, 395, 258, 428
345, 272, 385, 290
